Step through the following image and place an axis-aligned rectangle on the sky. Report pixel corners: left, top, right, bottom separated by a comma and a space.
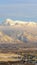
0, 0, 37, 22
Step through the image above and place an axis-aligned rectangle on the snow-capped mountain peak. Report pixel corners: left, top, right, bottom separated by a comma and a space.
1, 18, 37, 27
2, 19, 15, 26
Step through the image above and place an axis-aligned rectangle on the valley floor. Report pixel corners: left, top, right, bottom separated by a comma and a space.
0, 48, 37, 65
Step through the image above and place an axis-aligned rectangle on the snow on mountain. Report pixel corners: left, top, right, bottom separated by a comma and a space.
27, 22, 37, 27
15, 20, 37, 26
1, 18, 37, 27
2, 19, 15, 26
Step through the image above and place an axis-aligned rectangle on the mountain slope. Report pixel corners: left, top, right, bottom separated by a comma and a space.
0, 31, 14, 43
0, 31, 24, 44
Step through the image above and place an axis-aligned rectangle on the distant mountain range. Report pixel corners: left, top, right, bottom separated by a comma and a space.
0, 19, 37, 47
0, 18, 37, 26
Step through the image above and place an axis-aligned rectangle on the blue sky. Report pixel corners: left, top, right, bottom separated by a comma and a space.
0, 0, 37, 22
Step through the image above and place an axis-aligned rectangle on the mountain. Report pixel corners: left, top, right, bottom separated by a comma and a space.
0, 31, 23, 44
1, 19, 37, 27
0, 19, 37, 47
2, 19, 15, 26
22, 32, 37, 43
14, 20, 37, 28
26, 22, 37, 27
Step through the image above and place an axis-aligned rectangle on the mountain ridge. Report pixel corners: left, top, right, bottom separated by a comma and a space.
0, 18, 37, 27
